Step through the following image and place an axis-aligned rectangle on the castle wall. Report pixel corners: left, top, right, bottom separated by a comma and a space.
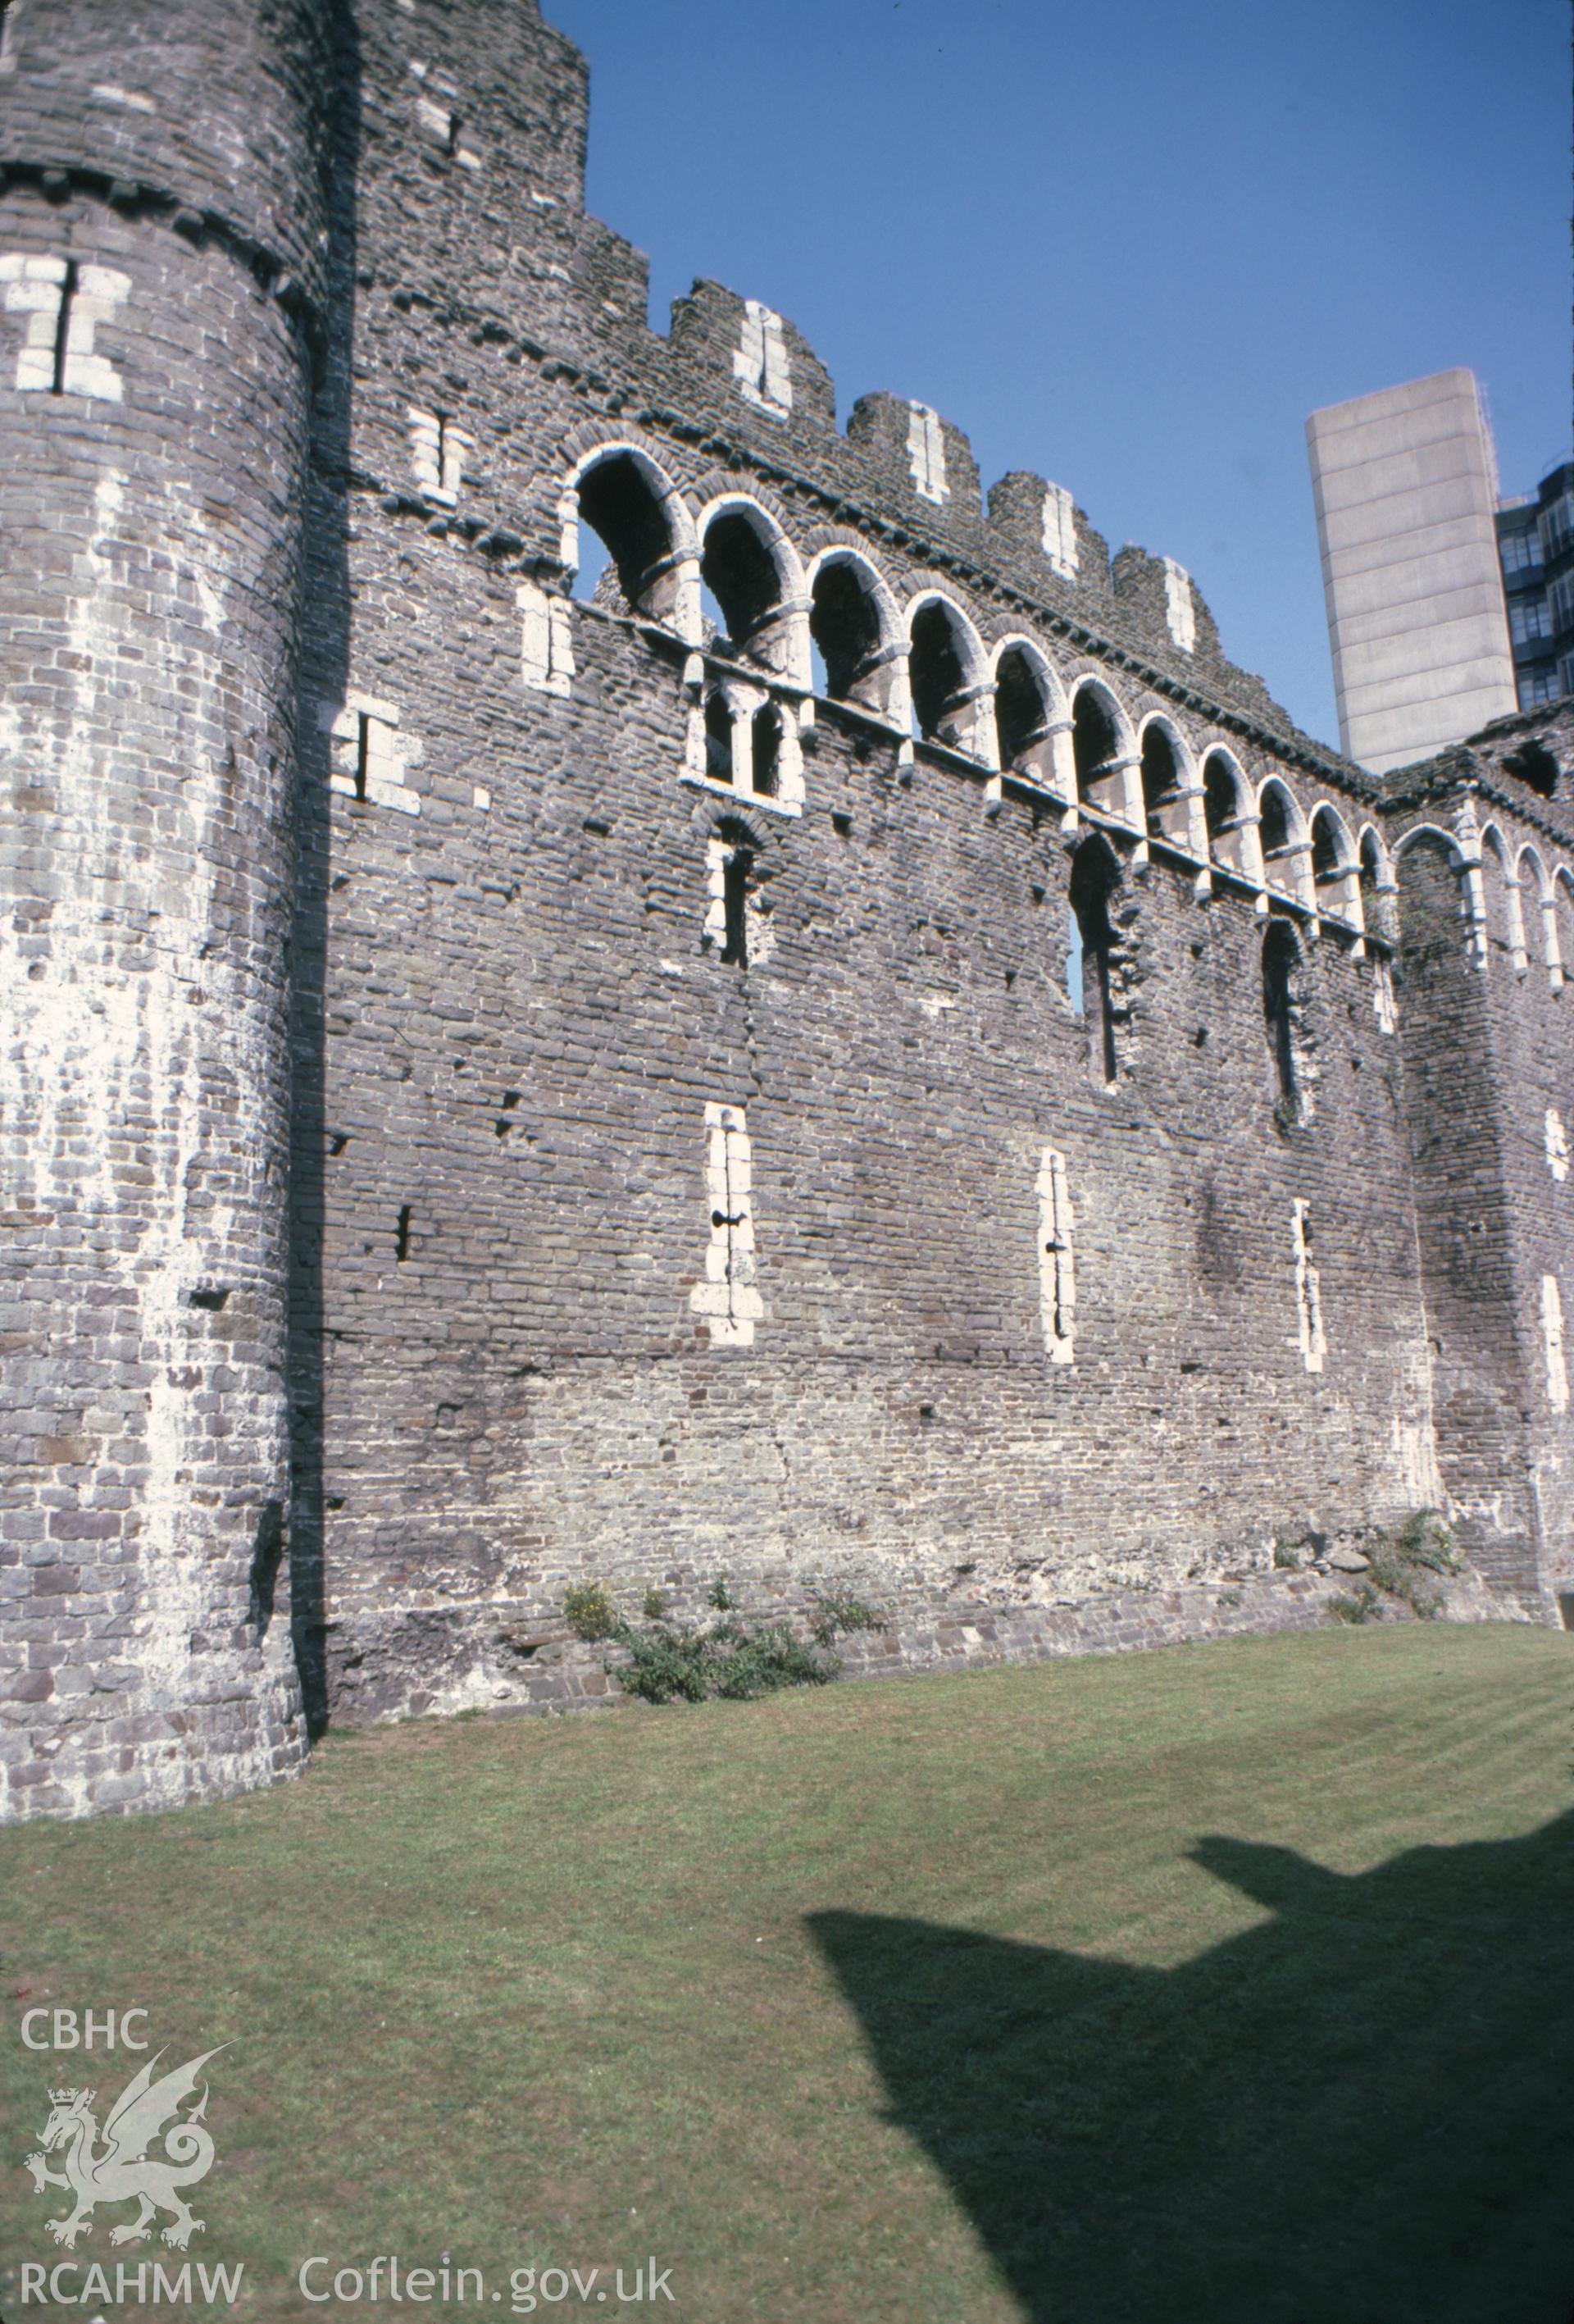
1384, 716, 1574, 1612
7, 0, 1573, 1812
0, 0, 336, 1814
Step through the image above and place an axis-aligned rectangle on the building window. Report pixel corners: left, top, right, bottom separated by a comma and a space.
1262, 918, 1308, 1121
1542, 1274, 1569, 1414
1068, 838, 1123, 1087
1500, 527, 1542, 576
1037, 1147, 1076, 1365
1510, 596, 1552, 646
1540, 495, 1574, 560
1292, 1201, 1325, 1374
1518, 668, 1560, 711
689, 1104, 763, 1347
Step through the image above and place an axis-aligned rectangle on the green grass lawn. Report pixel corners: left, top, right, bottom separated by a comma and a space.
2, 1623, 1572, 2324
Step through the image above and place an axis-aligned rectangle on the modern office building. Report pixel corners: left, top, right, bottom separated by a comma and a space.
1307, 371, 1518, 774
1501, 463, 1574, 712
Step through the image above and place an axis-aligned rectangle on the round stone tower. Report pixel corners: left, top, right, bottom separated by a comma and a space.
0, 0, 338, 1815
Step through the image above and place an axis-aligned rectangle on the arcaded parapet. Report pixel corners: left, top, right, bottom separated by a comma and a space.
0, 0, 332, 1815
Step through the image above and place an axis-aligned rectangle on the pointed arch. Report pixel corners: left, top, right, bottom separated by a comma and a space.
806, 546, 907, 721
1202, 747, 1258, 882
1554, 865, 1574, 991
1069, 674, 1139, 825
1518, 842, 1561, 982
695, 493, 808, 683
1137, 713, 1202, 853
906, 590, 992, 760
1067, 830, 1129, 1086
990, 635, 1070, 796
1357, 823, 1399, 947
1479, 823, 1526, 973
1309, 803, 1362, 927
559, 443, 698, 632
1258, 777, 1314, 909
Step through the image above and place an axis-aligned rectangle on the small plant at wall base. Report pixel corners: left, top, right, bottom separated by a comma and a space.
1271, 1535, 1303, 1571
613, 1617, 838, 1706
706, 1576, 735, 1611
1329, 1586, 1380, 1626
1367, 1509, 1461, 1620
563, 1580, 618, 1640
642, 1583, 668, 1621
810, 1589, 885, 1645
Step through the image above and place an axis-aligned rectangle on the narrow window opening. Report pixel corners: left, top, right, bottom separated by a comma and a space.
703, 692, 734, 786
751, 704, 781, 800
810, 560, 889, 712
1140, 724, 1185, 843
49, 257, 78, 395
690, 1104, 763, 1346
1262, 918, 1303, 1117
1203, 754, 1240, 855
721, 847, 751, 965
1037, 1146, 1076, 1364
1072, 687, 1126, 818
573, 454, 672, 616
1292, 1200, 1325, 1373
0, 1, 17, 72
1259, 784, 1299, 892
908, 602, 967, 745
1069, 841, 1121, 1086
395, 1205, 412, 1261
700, 514, 781, 660
446, 110, 463, 157
994, 649, 1052, 782
354, 712, 371, 801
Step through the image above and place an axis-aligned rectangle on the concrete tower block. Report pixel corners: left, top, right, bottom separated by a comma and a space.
0, 0, 337, 1819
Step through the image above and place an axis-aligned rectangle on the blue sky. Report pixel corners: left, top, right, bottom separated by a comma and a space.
544, 0, 1570, 750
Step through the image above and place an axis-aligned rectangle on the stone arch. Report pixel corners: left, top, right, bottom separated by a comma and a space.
559, 441, 698, 633
1394, 823, 1477, 968
1555, 866, 1574, 990
688, 798, 780, 969
805, 545, 908, 722
1137, 712, 1202, 853
1069, 672, 1140, 826
1479, 823, 1527, 973
905, 590, 993, 760
1201, 747, 1259, 882
694, 492, 809, 684
1257, 776, 1314, 909
1309, 802, 1362, 927
1518, 842, 1561, 983
1357, 823, 1399, 946
989, 634, 1070, 796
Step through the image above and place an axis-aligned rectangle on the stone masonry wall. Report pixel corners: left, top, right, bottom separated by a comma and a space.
286, 0, 1462, 1724
7, 0, 1572, 1811
0, 0, 337, 1816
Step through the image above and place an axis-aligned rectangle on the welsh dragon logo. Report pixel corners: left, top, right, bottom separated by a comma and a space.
23, 2046, 225, 2251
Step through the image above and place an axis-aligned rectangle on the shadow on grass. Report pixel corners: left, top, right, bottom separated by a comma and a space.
810, 1811, 1574, 2324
